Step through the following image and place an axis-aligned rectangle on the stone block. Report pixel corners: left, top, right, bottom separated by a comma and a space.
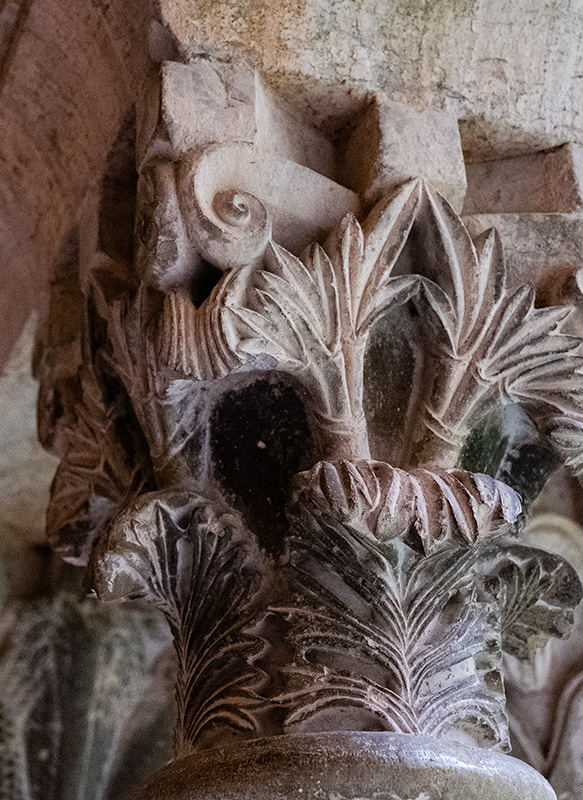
340, 98, 467, 212
137, 61, 338, 182
254, 80, 336, 180
463, 143, 583, 215
137, 59, 257, 163
463, 212, 583, 290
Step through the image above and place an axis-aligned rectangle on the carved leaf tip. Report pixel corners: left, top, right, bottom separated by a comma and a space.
157, 280, 242, 380
293, 460, 521, 554
477, 543, 583, 664
401, 183, 583, 473
91, 490, 254, 603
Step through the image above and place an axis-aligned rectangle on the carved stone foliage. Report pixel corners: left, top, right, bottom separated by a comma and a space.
274, 506, 508, 747
40, 100, 583, 784
151, 179, 583, 478
0, 591, 174, 800
90, 458, 580, 757
93, 491, 270, 756
500, 509, 583, 797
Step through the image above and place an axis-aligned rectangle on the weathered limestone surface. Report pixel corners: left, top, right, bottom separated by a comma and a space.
340, 98, 467, 211
463, 144, 583, 216
463, 214, 583, 290
4, 2, 583, 799
27, 47, 583, 799
4, 0, 583, 372
463, 142, 583, 291
161, 0, 583, 163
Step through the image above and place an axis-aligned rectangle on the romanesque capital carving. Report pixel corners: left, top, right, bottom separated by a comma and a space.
38, 59, 583, 798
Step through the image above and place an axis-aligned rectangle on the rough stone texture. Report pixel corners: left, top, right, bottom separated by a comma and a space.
463, 144, 583, 215
4, 0, 583, 373
30, 30, 583, 790
0, 317, 57, 545
177, 140, 360, 257
46, 87, 583, 792
463, 213, 583, 290
340, 99, 467, 211
161, 0, 583, 164
254, 79, 337, 179
462, 143, 583, 312
137, 60, 257, 163
500, 244, 583, 797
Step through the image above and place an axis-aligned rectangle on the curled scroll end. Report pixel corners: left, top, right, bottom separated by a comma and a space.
180, 149, 272, 271
213, 189, 258, 229
202, 187, 271, 270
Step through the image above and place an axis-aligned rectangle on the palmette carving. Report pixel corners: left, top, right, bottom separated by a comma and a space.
407, 191, 583, 471
476, 544, 582, 661
279, 462, 579, 744
275, 518, 507, 748
160, 183, 421, 460
45, 180, 583, 560
46, 358, 155, 565
155, 179, 583, 476
158, 278, 242, 383
92, 480, 508, 750
88, 460, 580, 755
92, 491, 271, 755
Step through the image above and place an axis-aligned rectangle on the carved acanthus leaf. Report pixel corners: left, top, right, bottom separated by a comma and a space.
227, 185, 420, 434
548, 417, 583, 480
158, 279, 241, 381
91, 491, 270, 755
476, 543, 583, 661
274, 521, 507, 749
46, 361, 154, 566
157, 182, 423, 460
84, 278, 232, 487
152, 179, 583, 476
409, 189, 583, 471
40, 147, 583, 777
270, 482, 581, 751
294, 460, 521, 554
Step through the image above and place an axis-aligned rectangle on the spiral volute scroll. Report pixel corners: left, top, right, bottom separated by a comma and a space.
179, 145, 272, 271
